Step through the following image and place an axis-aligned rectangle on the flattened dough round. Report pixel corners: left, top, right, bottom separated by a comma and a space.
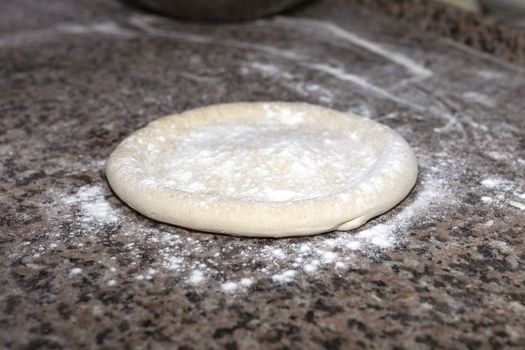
106, 102, 417, 237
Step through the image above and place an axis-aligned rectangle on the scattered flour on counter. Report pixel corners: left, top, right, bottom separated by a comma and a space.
240, 278, 254, 287
45, 172, 449, 292
346, 241, 362, 250
221, 281, 238, 293
62, 185, 118, 224
303, 261, 320, 273
45, 148, 453, 293
221, 278, 255, 293
245, 61, 336, 105
320, 251, 337, 264
264, 247, 286, 260
356, 224, 393, 248
481, 178, 506, 189
476, 70, 507, 80
248, 61, 294, 79
463, 92, 496, 108
481, 196, 493, 203
272, 270, 296, 283
166, 257, 183, 270
187, 270, 205, 285
485, 151, 509, 161
70, 268, 82, 275
480, 177, 524, 207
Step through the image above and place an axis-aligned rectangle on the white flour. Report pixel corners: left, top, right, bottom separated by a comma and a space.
481, 177, 525, 208
45, 168, 450, 292
62, 185, 118, 224
69, 268, 82, 275
272, 270, 296, 283
463, 92, 496, 108
187, 270, 205, 285
245, 61, 336, 105
151, 106, 385, 203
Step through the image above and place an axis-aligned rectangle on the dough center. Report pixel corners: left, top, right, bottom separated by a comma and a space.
148, 121, 380, 202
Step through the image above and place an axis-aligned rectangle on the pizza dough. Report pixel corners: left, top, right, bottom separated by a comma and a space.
106, 102, 417, 237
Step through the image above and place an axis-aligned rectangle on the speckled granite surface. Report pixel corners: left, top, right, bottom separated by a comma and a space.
354, 0, 525, 67
1, 0, 525, 348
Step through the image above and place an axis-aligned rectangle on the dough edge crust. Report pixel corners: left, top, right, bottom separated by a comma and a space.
106, 102, 418, 238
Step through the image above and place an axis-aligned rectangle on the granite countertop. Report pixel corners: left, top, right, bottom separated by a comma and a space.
1, 0, 525, 348
354, 0, 525, 67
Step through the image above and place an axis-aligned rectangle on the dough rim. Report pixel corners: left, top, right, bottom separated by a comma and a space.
106, 102, 418, 237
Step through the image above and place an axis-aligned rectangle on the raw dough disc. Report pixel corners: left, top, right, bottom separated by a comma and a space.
106, 102, 417, 237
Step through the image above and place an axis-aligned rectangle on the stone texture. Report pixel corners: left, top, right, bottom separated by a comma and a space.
1, 0, 525, 349
354, 0, 525, 67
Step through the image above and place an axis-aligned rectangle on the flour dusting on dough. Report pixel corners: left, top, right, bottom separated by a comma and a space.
149, 105, 384, 203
